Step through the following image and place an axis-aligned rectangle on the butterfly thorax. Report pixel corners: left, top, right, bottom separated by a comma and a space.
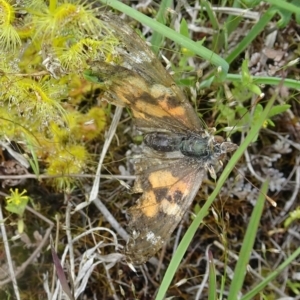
144, 132, 225, 160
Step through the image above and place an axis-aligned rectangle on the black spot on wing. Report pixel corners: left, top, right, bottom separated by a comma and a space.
157, 93, 183, 109
172, 190, 184, 202
153, 187, 168, 202
154, 188, 184, 203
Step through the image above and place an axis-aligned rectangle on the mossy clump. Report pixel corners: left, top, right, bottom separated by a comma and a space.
0, 0, 119, 189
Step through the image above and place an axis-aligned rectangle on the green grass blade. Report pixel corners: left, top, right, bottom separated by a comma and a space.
264, 0, 300, 12
208, 251, 217, 300
227, 180, 269, 300
150, 0, 173, 54
200, 72, 300, 92
98, 0, 229, 76
225, 0, 243, 36
225, 7, 276, 64
228, 74, 300, 90
241, 246, 300, 300
202, 0, 219, 30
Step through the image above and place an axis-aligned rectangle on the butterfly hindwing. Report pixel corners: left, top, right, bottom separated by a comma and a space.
126, 149, 206, 264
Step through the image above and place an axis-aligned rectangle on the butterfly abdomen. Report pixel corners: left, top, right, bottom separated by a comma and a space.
144, 132, 218, 159
144, 132, 184, 152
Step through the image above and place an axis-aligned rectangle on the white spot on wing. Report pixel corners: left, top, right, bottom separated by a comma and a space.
135, 51, 152, 63
119, 48, 152, 64
146, 231, 161, 245
161, 199, 182, 217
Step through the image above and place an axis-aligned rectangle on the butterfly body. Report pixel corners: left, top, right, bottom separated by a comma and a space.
88, 13, 237, 264
144, 131, 228, 160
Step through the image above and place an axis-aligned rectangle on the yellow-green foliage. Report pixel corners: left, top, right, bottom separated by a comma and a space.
5, 188, 30, 233
46, 144, 89, 191
0, 0, 119, 190
5, 188, 29, 216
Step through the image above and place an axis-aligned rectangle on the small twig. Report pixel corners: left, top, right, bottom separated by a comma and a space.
5, 71, 49, 77
0, 204, 21, 299
51, 215, 61, 296
73, 106, 129, 242
264, 128, 300, 151
0, 140, 29, 168
0, 174, 135, 180
195, 246, 211, 300
60, 227, 122, 267
65, 199, 75, 282
209, 6, 260, 20
74, 106, 124, 212
0, 205, 54, 286
93, 197, 129, 241
104, 266, 119, 300
277, 156, 300, 219
244, 147, 266, 183
90, 106, 123, 204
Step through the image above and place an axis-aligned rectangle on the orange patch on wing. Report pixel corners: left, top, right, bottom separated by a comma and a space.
115, 91, 132, 105
150, 84, 187, 119
114, 76, 150, 105
128, 76, 149, 93
167, 106, 186, 119
148, 170, 180, 188
138, 190, 159, 218
127, 83, 188, 124
132, 110, 147, 120
134, 101, 170, 118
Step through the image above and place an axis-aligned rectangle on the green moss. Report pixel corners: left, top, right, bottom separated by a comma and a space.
0, 0, 118, 189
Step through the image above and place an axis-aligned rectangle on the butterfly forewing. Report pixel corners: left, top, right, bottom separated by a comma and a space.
91, 14, 203, 133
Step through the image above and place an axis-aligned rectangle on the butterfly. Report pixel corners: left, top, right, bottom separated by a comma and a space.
86, 13, 237, 265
